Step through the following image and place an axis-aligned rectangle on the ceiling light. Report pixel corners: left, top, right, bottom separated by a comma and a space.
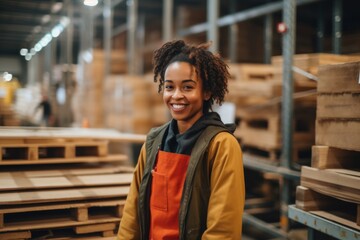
34, 43, 42, 52
4, 73, 12, 81
42, 15, 51, 24
25, 54, 32, 61
51, 2, 63, 13
83, 0, 98, 7
20, 48, 28, 56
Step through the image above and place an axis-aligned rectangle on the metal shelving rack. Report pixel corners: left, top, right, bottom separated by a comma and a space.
96, 0, 349, 238
289, 205, 360, 240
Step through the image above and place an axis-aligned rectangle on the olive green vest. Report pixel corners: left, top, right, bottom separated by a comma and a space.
138, 122, 230, 240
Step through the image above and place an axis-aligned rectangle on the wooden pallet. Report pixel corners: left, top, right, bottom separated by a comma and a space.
0, 139, 129, 165
0, 140, 108, 160
0, 185, 130, 205
0, 198, 125, 232
272, 53, 360, 83
300, 166, 360, 206
311, 145, 360, 170
235, 105, 315, 163
0, 172, 133, 191
316, 61, 360, 151
228, 64, 276, 82
0, 221, 119, 240
0, 127, 146, 144
296, 186, 360, 230
241, 144, 312, 164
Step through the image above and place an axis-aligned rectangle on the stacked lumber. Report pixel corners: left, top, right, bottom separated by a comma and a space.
73, 49, 127, 128
0, 101, 19, 126
0, 127, 144, 239
296, 61, 360, 231
272, 53, 360, 85
316, 61, 360, 150
13, 84, 44, 125
104, 74, 169, 134
227, 64, 316, 163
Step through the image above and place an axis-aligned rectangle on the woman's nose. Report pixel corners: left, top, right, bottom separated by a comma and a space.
172, 88, 183, 99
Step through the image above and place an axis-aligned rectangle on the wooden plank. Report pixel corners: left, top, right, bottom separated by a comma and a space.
0, 154, 127, 165
0, 165, 134, 178
228, 63, 275, 82
0, 173, 130, 191
300, 166, 360, 204
1, 141, 109, 160
311, 210, 360, 231
0, 199, 126, 215
295, 186, 338, 211
75, 223, 116, 234
228, 81, 282, 98
318, 61, 360, 93
72, 207, 88, 222
0, 186, 130, 205
0, 127, 146, 143
0, 215, 120, 232
0, 231, 31, 240
316, 120, 360, 151
317, 93, 360, 119
311, 145, 360, 169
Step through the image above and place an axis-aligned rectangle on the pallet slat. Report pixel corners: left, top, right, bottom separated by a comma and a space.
0, 186, 130, 205
0, 173, 133, 191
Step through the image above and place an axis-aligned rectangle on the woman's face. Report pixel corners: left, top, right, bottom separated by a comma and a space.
163, 61, 210, 133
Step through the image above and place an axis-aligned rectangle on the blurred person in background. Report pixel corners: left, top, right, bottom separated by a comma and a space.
35, 95, 52, 127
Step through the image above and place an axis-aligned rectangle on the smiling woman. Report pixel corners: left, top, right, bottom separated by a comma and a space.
117, 40, 245, 240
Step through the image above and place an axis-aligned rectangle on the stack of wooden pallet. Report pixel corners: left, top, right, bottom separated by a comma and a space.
104, 74, 170, 134
227, 63, 316, 164
0, 127, 144, 239
72, 49, 127, 128
0, 101, 19, 126
296, 61, 360, 231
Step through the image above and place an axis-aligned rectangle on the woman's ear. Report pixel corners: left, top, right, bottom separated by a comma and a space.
203, 91, 211, 101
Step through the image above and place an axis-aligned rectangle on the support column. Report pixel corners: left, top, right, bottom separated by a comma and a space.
264, 14, 273, 64
163, 0, 173, 42
280, 0, 296, 231
207, 0, 219, 52
316, 2, 324, 52
332, 0, 342, 54
228, 0, 238, 63
127, 0, 138, 74
103, 0, 113, 78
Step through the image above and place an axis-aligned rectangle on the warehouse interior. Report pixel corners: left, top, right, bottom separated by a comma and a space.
0, 0, 360, 239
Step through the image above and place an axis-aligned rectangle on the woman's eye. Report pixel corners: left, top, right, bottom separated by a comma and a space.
184, 85, 194, 90
164, 85, 173, 90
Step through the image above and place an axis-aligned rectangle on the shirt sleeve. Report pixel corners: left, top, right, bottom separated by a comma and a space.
117, 143, 146, 240
203, 132, 245, 240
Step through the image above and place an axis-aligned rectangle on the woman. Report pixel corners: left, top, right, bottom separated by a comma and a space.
117, 40, 245, 240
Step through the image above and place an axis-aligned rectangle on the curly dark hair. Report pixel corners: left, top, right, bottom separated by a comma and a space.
153, 40, 230, 113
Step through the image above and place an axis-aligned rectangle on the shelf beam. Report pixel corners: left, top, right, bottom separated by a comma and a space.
242, 213, 288, 238
288, 205, 360, 240
243, 154, 300, 181
177, 0, 323, 37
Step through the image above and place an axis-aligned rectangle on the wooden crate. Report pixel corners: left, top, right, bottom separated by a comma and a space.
316, 61, 360, 151
235, 105, 315, 162
295, 144, 360, 230
296, 186, 360, 230
228, 64, 276, 82
272, 53, 360, 84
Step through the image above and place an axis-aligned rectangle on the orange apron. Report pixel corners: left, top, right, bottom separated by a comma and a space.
149, 150, 190, 240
